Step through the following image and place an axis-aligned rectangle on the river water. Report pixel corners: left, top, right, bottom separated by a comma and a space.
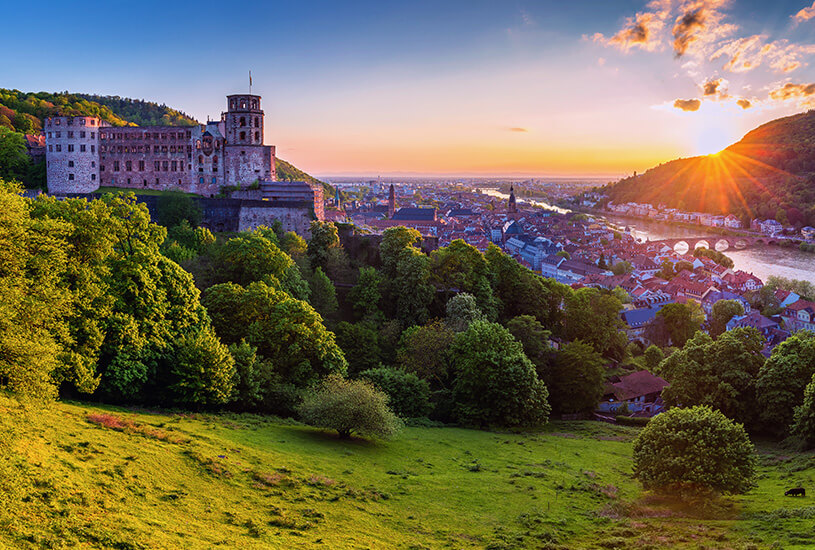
477, 188, 815, 285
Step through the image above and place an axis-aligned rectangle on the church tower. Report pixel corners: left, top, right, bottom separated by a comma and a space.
222, 94, 275, 186
388, 184, 395, 218
508, 185, 518, 214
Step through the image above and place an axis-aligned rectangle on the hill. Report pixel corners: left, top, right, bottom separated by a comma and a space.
605, 110, 815, 227
2, 397, 815, 549
276, 157, 334, 198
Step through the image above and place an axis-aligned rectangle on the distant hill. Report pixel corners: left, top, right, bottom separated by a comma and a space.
605, 110, 815, 227
0, 89, 331, 196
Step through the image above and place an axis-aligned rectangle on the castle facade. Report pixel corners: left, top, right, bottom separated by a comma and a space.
45, 94, 275, 196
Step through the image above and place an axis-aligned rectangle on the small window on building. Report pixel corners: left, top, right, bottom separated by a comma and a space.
171, 161, 177, 171
255, 131, 259, 141
56, 145, 61, 152
198, 155, 203, 164
67, 144, 74, 152
80, 145, 86, 152
80, 119, 86, 126
68, 161, 74, 167
240, 117, 246, 127
92, 174, 96, 181
139, 160, 144, 171
91, 161, 95, 168
48, 145, 53, 152
240, 131, 246, 140
55, 119, 61, 126
212, 177, 216, 184
162, 161, 169, 171
126, 161, 132, 171
68, 131, 74, 138
91, 132, 95, 138
154, 161, 160, 171
199, 177, 204, 184
68, 173, 74, 180
90, 120, 95, 126
80, 131, 86, 138
114, 161, 120, 172
91, 145, 95, 153
100, 164, 105, 172
56, 132, 61, 138
254, 117, 259, 128
47, 132, 51, 138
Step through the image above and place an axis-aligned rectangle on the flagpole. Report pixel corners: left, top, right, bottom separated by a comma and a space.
249, 70, 252, 95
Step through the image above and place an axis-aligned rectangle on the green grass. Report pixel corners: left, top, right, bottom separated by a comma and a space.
1, 397, 814, 549
95, 186, 197, 197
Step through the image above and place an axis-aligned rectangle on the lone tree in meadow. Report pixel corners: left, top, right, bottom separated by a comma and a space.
298, 375, 402, 439
633, 406, 757, 495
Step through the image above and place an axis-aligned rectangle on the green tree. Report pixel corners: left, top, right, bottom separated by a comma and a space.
307, 220, 340, 271
756, 331, 815, 436
643, 345, 664, 371
450, 320, 551, 427
298, 375, 402, 439
562, 287, 626, 358
658, 328, 765, 427
0, 128, 29, 182
548, 340, 605, 414
228, 340, 275, 411
445, 292, 486, 332
155, 193, 202, 227
348, 266, 383, 320
279, 231, 307, 258
632, 406, 757, 495
393, 247, 434, 327
791, 373, 815, 449
309, 267, 338, 317
203, 281, 347, 387
334, 321, 381, 376
710, 299, 744, 339
380, 226, 421, 278
360, 366, 432, 418
611, 261, 633, 275
429, 240, 497, 319
166, 327, 235, 406
656, 301, 704, 347
397, 320, 456, 389
506, 315, 553, 383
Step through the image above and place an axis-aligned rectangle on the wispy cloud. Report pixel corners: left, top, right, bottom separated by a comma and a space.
508, 127, 529, 132
674, 98, 702, 111
711, 36, 815, 73
736, 98, 752, 109
593, 0, 672, 52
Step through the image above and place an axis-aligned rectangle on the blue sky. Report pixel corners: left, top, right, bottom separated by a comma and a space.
5, 0, 815, 176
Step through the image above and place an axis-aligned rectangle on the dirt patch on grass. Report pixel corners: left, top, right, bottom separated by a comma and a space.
86, 413, 189, 444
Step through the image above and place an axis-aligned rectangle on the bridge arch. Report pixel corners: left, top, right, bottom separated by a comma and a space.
673, 240, 690, 255
715, 239, 730, 251
694, 240, 710, 250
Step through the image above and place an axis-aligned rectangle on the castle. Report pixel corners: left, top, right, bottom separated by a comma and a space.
45, 94, 278, 197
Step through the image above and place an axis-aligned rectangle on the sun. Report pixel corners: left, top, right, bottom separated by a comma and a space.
695, 126, 733, 156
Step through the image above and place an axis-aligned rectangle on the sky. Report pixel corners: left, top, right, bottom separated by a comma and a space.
5, 0, 815, 178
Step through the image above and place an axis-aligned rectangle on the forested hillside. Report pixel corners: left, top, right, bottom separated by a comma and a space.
605, 110, 815, 226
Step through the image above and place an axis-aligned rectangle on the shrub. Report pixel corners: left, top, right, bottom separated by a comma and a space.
359, 366, 432, 418
632, 406, 756, 495
298, 375, 402, 439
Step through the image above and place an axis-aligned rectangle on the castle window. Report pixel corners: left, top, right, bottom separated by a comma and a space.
48, 145, 53, 152
162, 161, 169, 171
127, 178, 131, 185
68, 131, 74, 138
80, 119, 86, 126
154, 146, 159, 154
240, 117, 246, 127
80, 145, 86, 152
156, 178, 159, 184
56, 145, 61, 152
252, 99, 257, 109
161, 133, 166, 140
139, 160, 144, 171
68, 161, 74, 167
154, 161, 160, 170
198, 155, 204, 164
126, 161, 132, 171
240, 100, 246, 108
170, 146, 176, 153
55, 119, 60, 125
91, 132, 95, 139
212, 177, 217, 184
255, 131, 259, 141
92, 174, 96, 181
80, 131, 86, 138
186, 131, 191, 138
230, 100, 236, 109
254, 117, 259, 127
56, 132, 61, 138
68, 173, 74, 180
114, 161, 120, 172
91, 161, 95, 168
67, 144, 74, 152
161, 146, 168, 153
240, 131, 246, 140
67, 119, 73, 126
171, 161, 177, 171
90, 120, 95, 126
199, 177, 204, 184
100, 164, 105, 172
91, 145, 95, 153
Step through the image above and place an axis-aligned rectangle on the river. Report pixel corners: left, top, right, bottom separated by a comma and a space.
477, 188, 815, 285
603, 215, 815, 285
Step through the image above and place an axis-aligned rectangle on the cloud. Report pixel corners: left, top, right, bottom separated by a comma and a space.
702, 77, 723, 95
736, 98, 752, 109
673, 98, 702, 111
769, 82, 815, 100
508, 127, 529, 132
711, 36, 815, 73
594, 0, 673, 52
671, 0, 737, 58
794, 2, 815, 22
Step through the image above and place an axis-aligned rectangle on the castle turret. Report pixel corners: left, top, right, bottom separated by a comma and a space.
222, 94, 275, 186
508, 185, 517, 214
388, 184, 395, 218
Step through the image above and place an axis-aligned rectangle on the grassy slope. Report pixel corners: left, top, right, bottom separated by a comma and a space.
2, 397, 815, 549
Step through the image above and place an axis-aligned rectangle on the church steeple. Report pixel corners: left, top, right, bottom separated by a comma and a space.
508, 185, 517, 214
388, 184, 395, 218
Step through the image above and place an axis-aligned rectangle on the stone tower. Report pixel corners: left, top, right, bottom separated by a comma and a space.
508, 185, 517, 213
388, 184, 395, 218
222, 94, 275, 187
44, 116, 104, 194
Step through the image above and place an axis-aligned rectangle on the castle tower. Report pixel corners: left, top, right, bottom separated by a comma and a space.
44, 116, 103, 194
508, 185, 517, 213
222, 94, 275, 186
388, 184, 395, 218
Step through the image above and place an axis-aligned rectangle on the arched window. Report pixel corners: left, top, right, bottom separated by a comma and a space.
199, 177, 204, 184
254, 117, 259, 128
254, 131, 259, 141
240, 131, 246, 140
198, 155, 204, 164
240, 117, 246, 127
252, 100, 257, 109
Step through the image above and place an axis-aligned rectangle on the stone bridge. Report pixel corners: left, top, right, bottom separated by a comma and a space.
642, 235, 783, 253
